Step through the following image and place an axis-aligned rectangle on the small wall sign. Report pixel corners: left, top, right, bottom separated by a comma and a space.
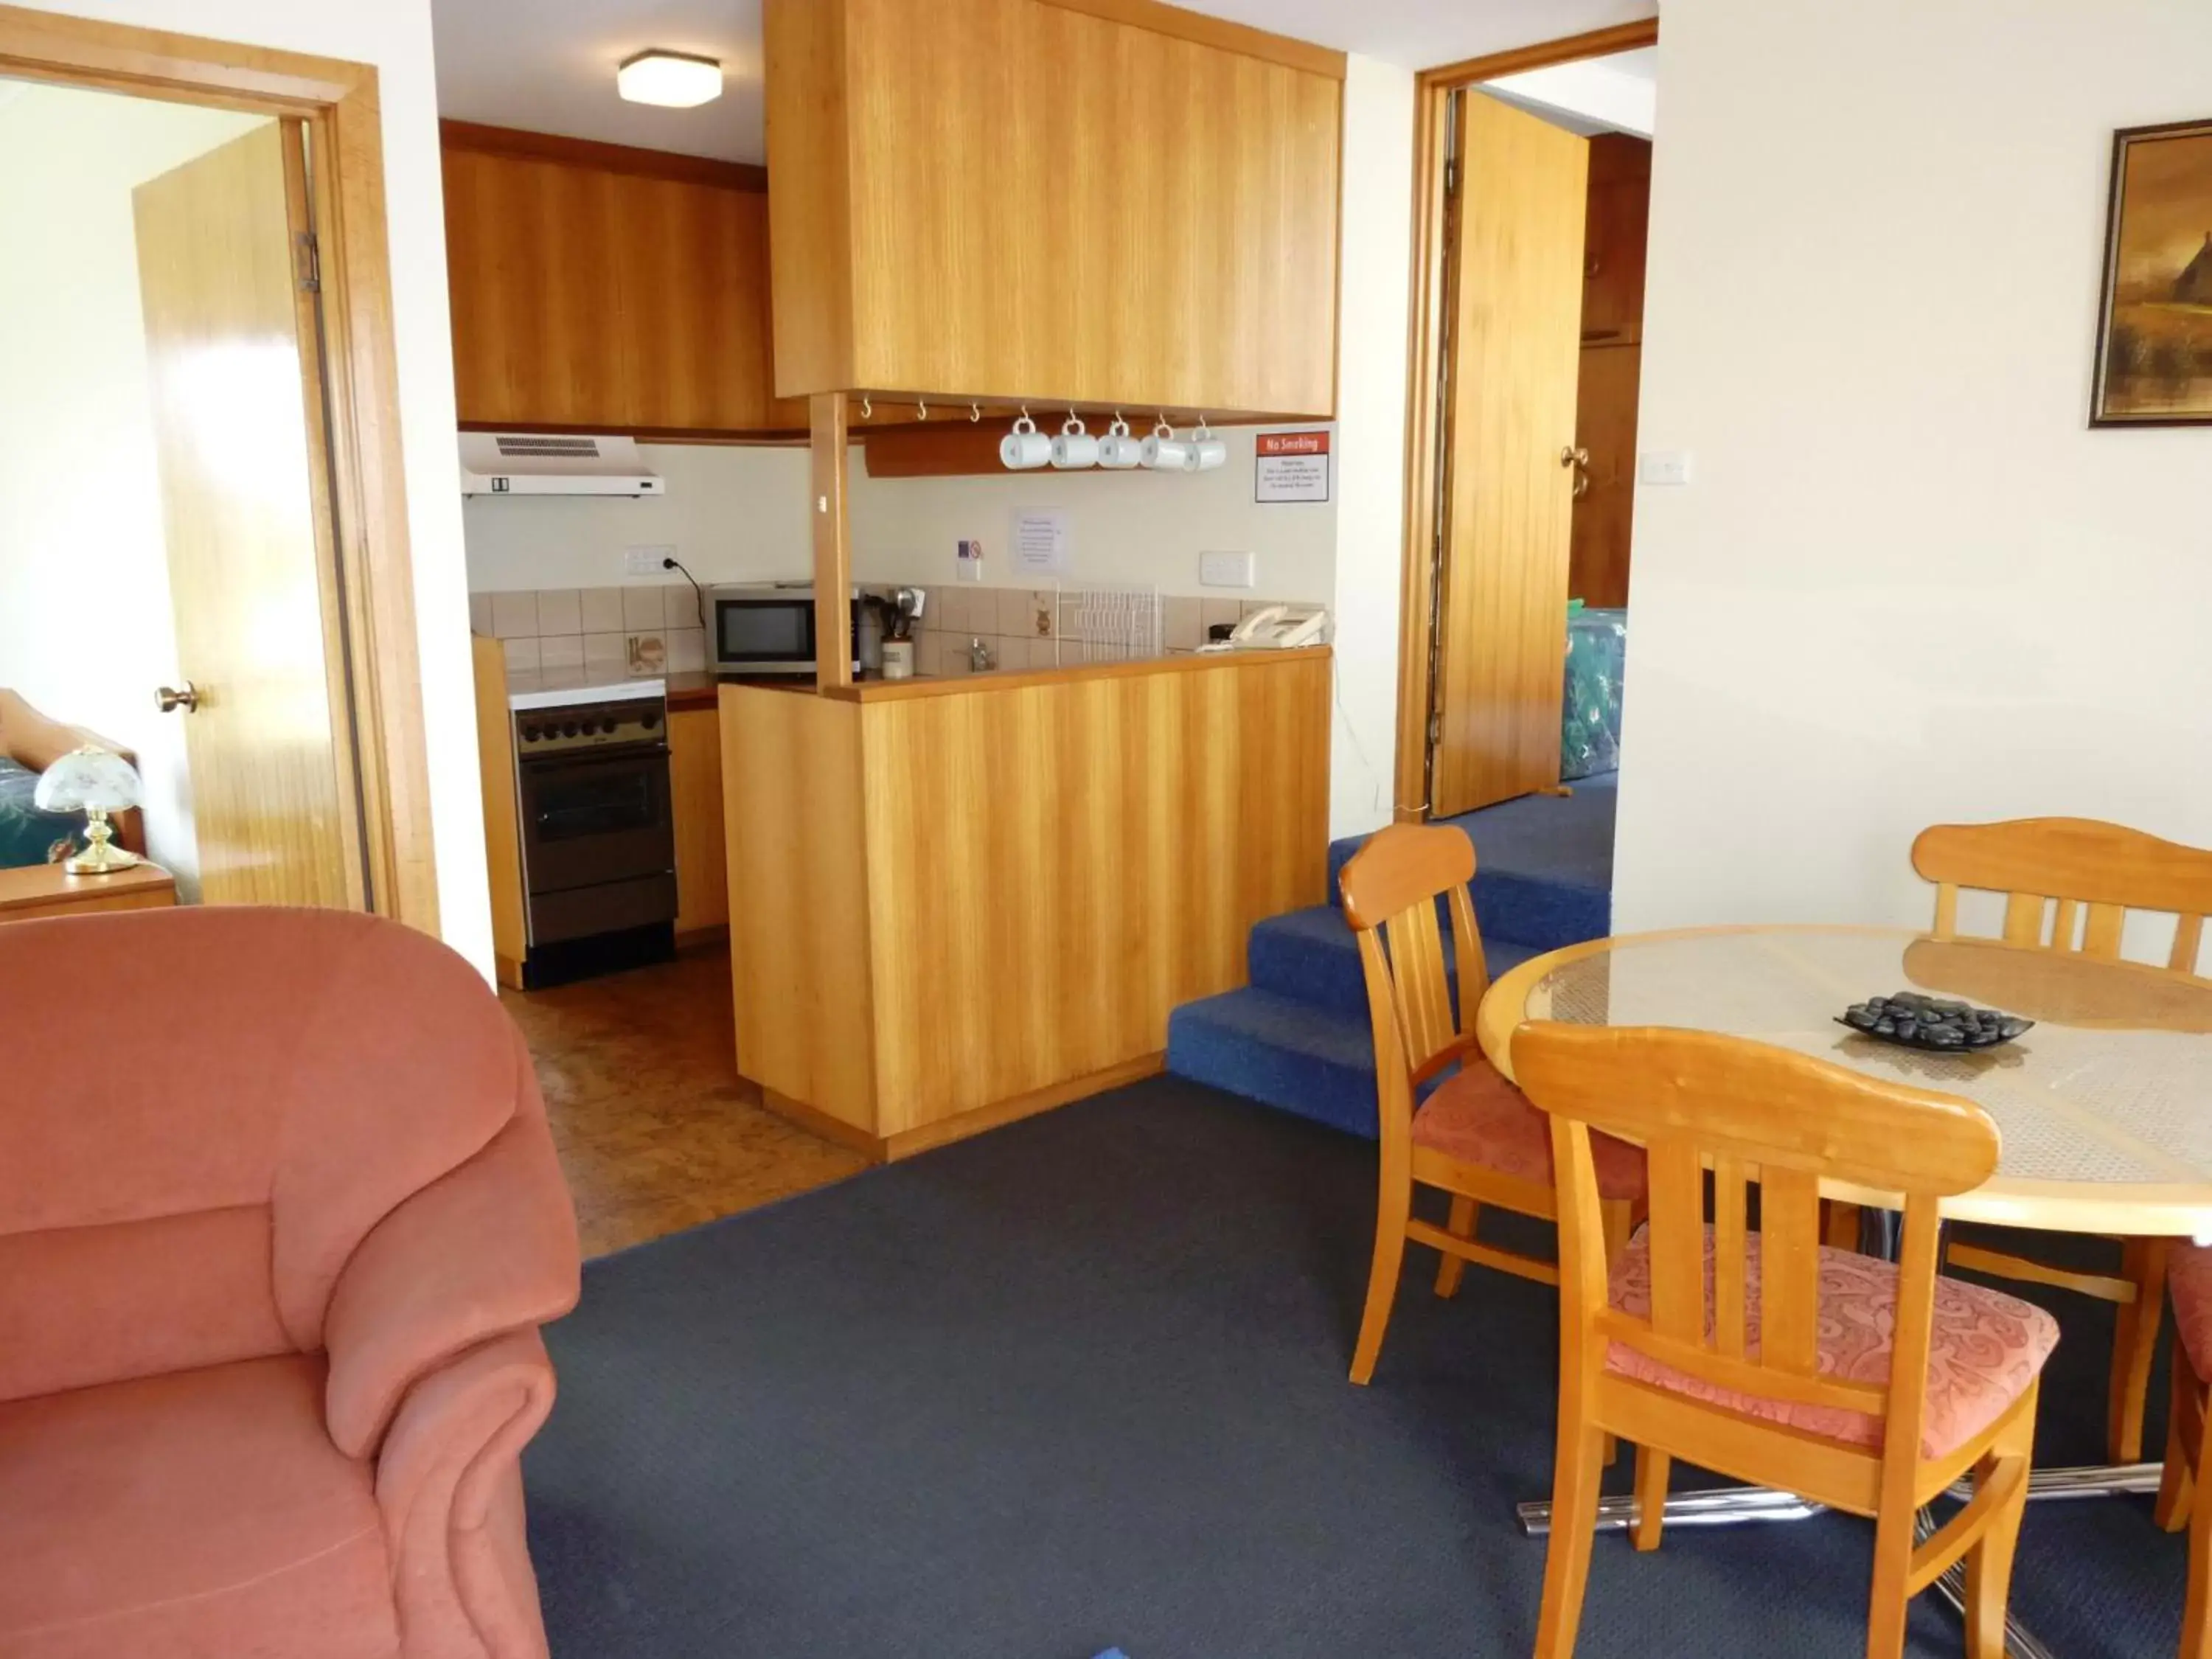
1256, 429, 1332, 504
1010, 509, 1071, 574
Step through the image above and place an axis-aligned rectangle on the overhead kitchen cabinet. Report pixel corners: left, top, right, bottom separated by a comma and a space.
442, 121, 807, 436
764, 0, 1344, 420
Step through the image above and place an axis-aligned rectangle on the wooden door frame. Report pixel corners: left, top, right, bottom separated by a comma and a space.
0, 4, 439, 933
1391, 18, 1658, 823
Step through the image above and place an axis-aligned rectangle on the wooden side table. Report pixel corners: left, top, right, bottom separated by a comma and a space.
0, 861, 177, 922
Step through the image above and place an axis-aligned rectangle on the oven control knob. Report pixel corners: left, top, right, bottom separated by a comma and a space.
641, 711, 661, 729
562, 721, 580, 737
520, 723, 540, 742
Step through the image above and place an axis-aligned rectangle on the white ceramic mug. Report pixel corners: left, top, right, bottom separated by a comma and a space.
1051, 415, 1099, 470
1140, 422, 1189, 470
1000, 416, 1050, 470
1097, 416, 1142, 470
1191, 437, 1228, 471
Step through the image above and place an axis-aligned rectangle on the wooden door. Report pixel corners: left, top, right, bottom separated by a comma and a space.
1430, 93, 1589, 816
134, 119, 363, 908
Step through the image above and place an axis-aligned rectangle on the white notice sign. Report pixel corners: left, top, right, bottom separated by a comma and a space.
1010, 509, 1071, 575
1255, 429, 1332, 504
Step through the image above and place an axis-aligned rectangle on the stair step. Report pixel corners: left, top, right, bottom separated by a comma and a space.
1246, 904, 1546, 1016
1326, 828, 1608, 951
1166, 988, 1382, 1140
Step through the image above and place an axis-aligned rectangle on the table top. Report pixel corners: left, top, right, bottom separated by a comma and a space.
1475, 925, 2212, 1237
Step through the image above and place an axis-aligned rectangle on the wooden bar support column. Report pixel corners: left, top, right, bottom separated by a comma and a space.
811, 391, 852, 691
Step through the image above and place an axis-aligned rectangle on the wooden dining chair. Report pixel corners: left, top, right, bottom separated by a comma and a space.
1339, 824, 1645, 1386
2156, 1244, 2212, 1658
1514, 1022, 2058, 1659
1910, 815, 2212, 1464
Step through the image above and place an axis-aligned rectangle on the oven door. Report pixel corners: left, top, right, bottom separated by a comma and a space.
712, 595, 817, 672
518, 746, 673, 898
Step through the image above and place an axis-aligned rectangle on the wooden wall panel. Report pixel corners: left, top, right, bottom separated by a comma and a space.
721, 686, 877, 1130
1568, 133, 1650, 609
766, 0, 1342, 417
855, 652, 1330, 1135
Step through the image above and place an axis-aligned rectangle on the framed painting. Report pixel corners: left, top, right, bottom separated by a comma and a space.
2093, 118, 2212, 426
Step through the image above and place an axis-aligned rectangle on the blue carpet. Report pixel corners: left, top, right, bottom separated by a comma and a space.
526, 1077, 2182, 1658
1168, 777, 1616, 1133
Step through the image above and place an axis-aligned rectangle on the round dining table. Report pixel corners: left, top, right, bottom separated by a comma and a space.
1475, 923, 2212, 1659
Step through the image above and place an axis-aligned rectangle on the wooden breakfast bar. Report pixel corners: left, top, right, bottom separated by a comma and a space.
722, 646, 1332, 1161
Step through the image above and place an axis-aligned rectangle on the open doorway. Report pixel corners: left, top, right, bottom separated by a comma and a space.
0, 77, 373, 915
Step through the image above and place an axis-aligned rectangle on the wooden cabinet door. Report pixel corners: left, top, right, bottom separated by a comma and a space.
444, 137, 789, 433
1430, 93, 1589, 818
669, 709, 729, 935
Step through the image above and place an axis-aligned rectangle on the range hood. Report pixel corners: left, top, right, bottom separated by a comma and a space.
459, 433, 665, 497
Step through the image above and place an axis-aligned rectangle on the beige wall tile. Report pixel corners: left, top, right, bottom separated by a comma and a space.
1164, 596, 1203, 651
663, 584, 705, 631
996, 588, 1041, 638
912, 632, 942, 676
667, 628, 706, 672
501, 636, 540, 672
492, 591, 540, 639
535, 588, 582, 636
538, 634, 585, 671
579, 587, 626, 633
939, 647, 971, 678
583, 632, 626, 670
626, 632, 667, 674
623, 586, 665, 630
467, 592, 493, 636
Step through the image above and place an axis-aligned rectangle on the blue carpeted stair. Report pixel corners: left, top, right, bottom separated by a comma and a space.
1166, 776, 1616, 1139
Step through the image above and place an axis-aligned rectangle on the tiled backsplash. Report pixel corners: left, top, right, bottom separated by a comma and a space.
469, 582, 1316, 680
908, 585, 1313, 678
469, 585, 704, 678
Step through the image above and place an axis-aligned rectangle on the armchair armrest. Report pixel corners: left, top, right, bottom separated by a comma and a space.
376, 1328, 559, 1659
324, 1104, 580, 1458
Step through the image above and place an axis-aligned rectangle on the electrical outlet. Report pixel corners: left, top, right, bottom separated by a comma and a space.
625, 544, 674, 576
1637, 451, 1694, 487
1200, 551, 1256, 588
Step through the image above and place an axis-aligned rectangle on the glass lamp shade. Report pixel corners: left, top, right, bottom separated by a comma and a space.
34, 746, 143, 813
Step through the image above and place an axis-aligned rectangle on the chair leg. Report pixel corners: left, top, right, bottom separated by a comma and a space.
1350, 1162, 1413, 1387
1434, 1195, 1478, 1299
2109, 1237, 2170, 1465
1534, 1419, 1607, 1659
1962, 1402, 2035, 1659
2162, 1340, 2201, 1534
1864, 1494, 1916, 1659
2188, 1380, 2212, 1659
1630, 1444, 1669, 1553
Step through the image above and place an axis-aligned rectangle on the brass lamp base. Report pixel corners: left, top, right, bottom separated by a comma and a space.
65, 808, 142, 875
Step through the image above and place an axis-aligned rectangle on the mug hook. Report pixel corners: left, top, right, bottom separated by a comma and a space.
917, 400, 928, 421
860, 394, 873, 420
970, 403, 981, 423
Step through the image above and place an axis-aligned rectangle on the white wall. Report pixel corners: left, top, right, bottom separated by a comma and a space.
1327, 54, 1416, 841
1613, 0, 2212, 936
0, 86, 263, 897
462, 430, 1340, 604
32, 0, 491, 975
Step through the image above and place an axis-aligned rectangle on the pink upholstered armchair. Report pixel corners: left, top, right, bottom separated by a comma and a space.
0, 907, 581, 1659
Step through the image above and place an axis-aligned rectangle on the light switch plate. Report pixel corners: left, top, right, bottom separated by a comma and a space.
1638, 451, 1694, 487
1200, 550, 1256, 588
625, 544, 673, 575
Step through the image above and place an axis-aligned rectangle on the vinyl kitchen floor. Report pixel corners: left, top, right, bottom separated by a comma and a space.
500, 944, 869, 1258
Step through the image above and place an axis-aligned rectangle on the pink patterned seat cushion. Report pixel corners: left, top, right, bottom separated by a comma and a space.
2169, 1243, 2212, 1382
1606, 1227, 2059, 1459
1412, 1062, 1646, 1201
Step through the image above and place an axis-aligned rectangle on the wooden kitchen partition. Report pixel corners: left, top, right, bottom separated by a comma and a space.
723, 650, 1332, 1159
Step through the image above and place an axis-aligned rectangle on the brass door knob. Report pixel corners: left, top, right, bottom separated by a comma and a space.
156, 681, 200, 714
1560, 446, 1592, 498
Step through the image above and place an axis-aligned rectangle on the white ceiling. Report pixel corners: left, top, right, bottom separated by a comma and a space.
428, 0, 1658, 165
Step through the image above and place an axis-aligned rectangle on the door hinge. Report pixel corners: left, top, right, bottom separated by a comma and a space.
1444, 157, 1458, 199
1427, 712, 1442, 748
296, 232, 321, 293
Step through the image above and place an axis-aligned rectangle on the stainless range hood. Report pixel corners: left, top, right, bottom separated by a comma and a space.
459, 432, 665, 497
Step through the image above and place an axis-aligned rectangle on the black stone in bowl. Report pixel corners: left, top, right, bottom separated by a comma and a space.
1836, 991, 2033, 1053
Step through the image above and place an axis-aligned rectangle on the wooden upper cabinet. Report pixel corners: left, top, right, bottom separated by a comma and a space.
765, 0, 1345, 420
441, 122, 805, 434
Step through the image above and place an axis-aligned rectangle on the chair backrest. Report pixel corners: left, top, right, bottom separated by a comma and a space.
1913, 817, 2212, 975
1339, 825, 1489, 1133
0, 905, 531, 1402
1513, 1022, 1999, 1467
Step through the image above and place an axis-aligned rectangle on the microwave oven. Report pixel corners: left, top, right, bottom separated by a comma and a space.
706, 582, 859, 677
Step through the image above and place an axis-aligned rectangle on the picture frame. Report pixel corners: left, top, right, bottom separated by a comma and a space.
2091, 117, 2212, 427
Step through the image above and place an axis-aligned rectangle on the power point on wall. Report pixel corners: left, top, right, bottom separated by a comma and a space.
625, 544, 675, 576
1637, 451, 1694, 487
1200, 551, 1256, 588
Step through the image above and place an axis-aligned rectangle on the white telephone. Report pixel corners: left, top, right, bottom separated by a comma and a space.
1201, 603, 1330, 653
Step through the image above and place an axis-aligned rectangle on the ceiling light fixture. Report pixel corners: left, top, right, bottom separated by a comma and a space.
617, 49, 723, 108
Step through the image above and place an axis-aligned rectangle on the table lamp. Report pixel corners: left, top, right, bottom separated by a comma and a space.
34, 746, 145, 874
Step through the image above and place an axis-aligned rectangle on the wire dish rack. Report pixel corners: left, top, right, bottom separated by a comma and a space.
1048, 585, 1162, 666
